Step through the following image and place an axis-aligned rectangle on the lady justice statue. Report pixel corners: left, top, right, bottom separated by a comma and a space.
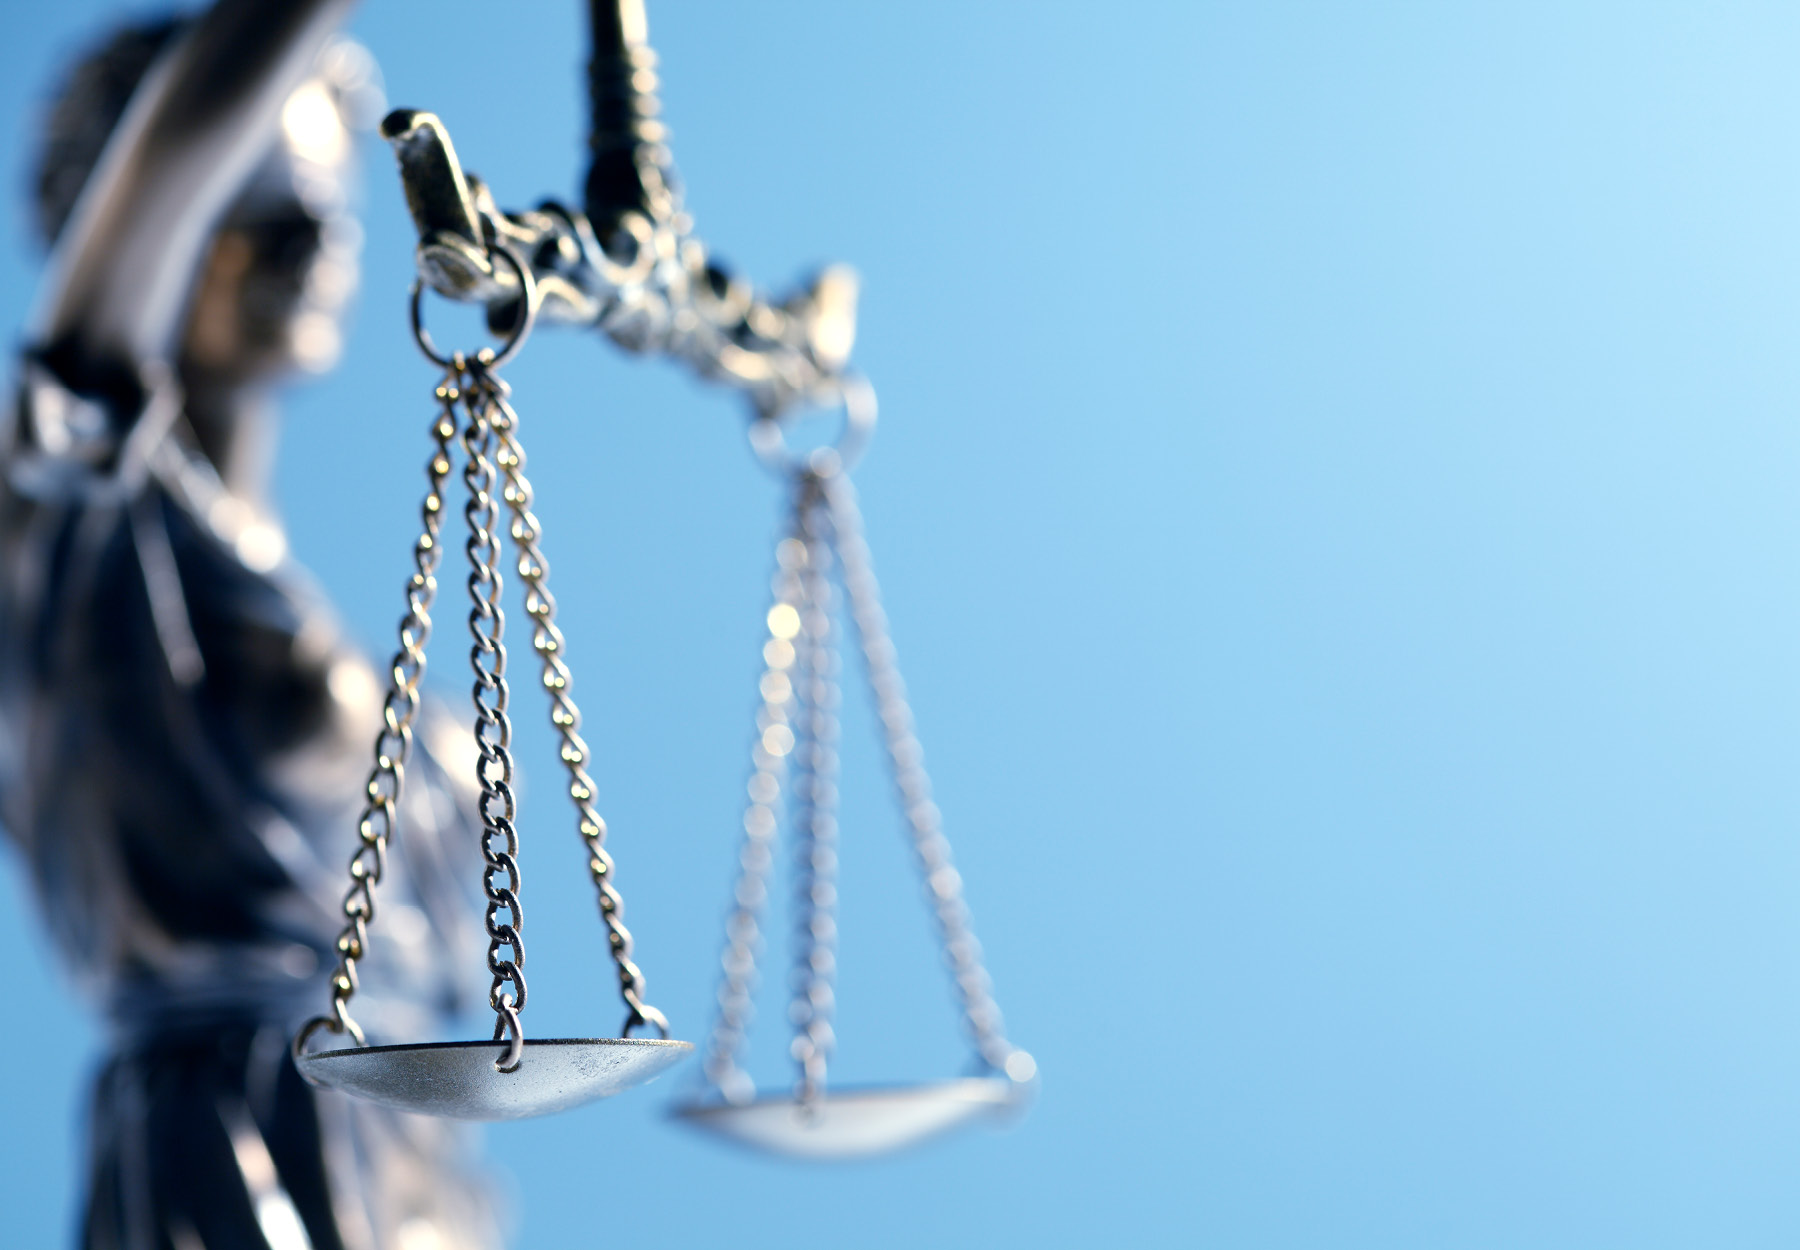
1, 2, 504, 1245
0, 0, 1010, 1232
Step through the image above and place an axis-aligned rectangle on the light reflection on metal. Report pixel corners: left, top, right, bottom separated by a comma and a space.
379, 0, 859, 420
293, 259, 687, 1114
375, 0, 1035, 1160
298, 1037, 691, 1121
671, 434, 1036, 1159
6, 0, 1035, 1241
672, 1078, 1024, 1160
3, 2, 508, 1244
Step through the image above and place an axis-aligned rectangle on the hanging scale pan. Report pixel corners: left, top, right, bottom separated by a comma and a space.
300, 1039, 687, 1123
293, 249, 689, 1121
673, 1078, 1025, 1161
672, 384, 1035, 1157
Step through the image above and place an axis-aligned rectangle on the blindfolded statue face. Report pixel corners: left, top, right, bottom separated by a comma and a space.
181, 63, 374, 383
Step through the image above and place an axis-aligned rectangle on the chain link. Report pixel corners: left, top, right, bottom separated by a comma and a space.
699, 514, 808, 1102
823, 472, 1024, 1075
788, 476, 841, 1106
299, 327, 680, 1066
477, 361, 670, 1038
296, 369, 461, 1057
460, 357, 528, 1072
698, 464, 1029, 1098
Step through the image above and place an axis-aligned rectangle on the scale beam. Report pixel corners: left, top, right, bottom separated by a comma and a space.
381, 0, 857, 417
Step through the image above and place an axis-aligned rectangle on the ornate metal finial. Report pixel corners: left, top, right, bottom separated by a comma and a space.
380, 0, 859, 418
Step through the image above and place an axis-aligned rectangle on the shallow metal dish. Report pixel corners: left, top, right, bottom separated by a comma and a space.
297, 1037, 692, 1121
671, 1077, 1024, 1159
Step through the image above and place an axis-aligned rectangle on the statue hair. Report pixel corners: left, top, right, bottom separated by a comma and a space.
32, 16, 186, 249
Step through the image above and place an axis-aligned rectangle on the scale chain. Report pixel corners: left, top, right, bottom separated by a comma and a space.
479, 361, 670, 1038
789, 475, 842, 1106
699, 514, 808, 1101
824, 472, 1025, 1076
297, 370, 462, 1055
461, 359, 528, 1072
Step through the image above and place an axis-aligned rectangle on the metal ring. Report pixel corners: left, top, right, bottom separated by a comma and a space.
292, 1012, 364, 1071
748, 373, 877, 478
622, 996, 672, 1040
410, 240, 540, 370
492, 1000, 525, 1073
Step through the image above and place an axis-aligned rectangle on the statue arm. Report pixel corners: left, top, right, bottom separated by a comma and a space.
28, 0, 356, 391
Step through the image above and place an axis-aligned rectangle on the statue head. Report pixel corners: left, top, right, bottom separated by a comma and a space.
33, 18, 383, 385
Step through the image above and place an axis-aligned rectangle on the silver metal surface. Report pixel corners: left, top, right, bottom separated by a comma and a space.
13, 3, 513, 1242
458, 347, 530, 1067
673, 1078, 1025, 1159
296, 373, 461, 1058
747, 374, 877, 477
411, 241, 538, 370
788, 484, 840, 1107
298, 283, 678, 1093
486, 371, 669, 1038
685, 443, 1035, 1156
298, 1037, 692, 1121
378, 1, 862, 419
698, 528, 805, 1103
826, 471, 1026, 1075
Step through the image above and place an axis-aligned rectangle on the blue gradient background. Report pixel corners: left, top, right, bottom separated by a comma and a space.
4, 2, 1800, 1246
